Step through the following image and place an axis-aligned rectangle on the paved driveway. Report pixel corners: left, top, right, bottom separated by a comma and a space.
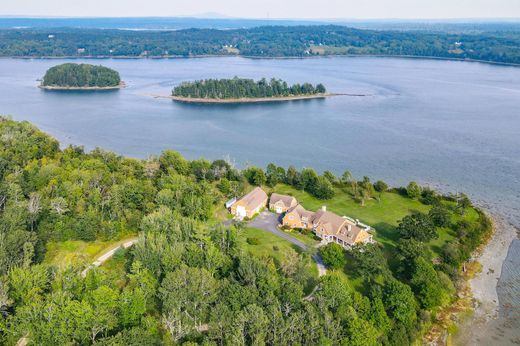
248, 211, 309, 251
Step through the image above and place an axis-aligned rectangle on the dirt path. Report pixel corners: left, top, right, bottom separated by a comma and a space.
81, 238, 138, 277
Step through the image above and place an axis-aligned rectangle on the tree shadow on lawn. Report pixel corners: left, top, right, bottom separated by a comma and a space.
373, 221, 403, 273
373, 222, 399, 248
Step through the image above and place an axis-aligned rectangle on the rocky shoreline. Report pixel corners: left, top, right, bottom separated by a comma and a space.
38, 81, 126, 90
455, 213, 520, 345
163, 93, 334, 103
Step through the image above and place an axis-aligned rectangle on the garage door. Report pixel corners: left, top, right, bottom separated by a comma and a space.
236, 206, 246, 218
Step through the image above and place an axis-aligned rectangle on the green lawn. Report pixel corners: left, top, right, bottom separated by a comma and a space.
272, 184, 476, 259
238, 227, 304, 263
283, 229, 320, 250
43, 236, 137, 268
274, 184, 429, 248
239, 227, 319, 293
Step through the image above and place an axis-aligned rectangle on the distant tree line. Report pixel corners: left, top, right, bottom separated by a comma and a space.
42, 63, 121, 87
172, 77, 326, 99
0, 25, 519, 64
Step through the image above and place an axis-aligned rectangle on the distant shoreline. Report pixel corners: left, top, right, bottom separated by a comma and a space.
153, 93, 340, 103
38, 81, 126, 90
6, 54, 520, 68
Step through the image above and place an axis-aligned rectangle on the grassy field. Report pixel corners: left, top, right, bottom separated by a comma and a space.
274, 184, 430, 247
43, 236, 137, 268
239, 227, 304, 262
272, 184, 478, 259
239, 227, 319, 292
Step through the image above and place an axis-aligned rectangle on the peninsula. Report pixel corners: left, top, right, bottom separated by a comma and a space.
171, 77, 330, 103
40, 63, 124, 90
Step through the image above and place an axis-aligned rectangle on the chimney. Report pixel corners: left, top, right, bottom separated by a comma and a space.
348, 225, 352, 232
321, 206, 327, 212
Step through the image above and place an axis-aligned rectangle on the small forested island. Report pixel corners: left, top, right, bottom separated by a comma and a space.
171, 77, 329, 103
40, 63, 123, 90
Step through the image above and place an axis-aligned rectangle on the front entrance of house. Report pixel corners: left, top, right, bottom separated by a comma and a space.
276, 206, 283, 214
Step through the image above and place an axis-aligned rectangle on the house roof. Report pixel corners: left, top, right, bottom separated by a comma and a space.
335, 222, 371, 245
313, 210, 347, 233
270, 193, 297, 208
237, 187, 268, 211
287, 204, 315, 220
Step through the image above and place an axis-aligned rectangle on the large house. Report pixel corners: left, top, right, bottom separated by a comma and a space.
269, 193, 298, 214
313, 207, 373, 248
230, 187, 268, 219
283, 205, 373, 249
283, 204, 316, 229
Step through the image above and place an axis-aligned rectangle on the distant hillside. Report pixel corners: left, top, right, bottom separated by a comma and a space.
1, 25, 519, 64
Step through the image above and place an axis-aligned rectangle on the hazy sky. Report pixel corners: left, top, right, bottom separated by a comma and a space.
1, 0, 519, 19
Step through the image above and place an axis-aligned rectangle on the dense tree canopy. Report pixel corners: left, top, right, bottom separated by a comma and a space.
0, 117, 493, 345
42, 63, 121, 88
172, 77, 326, 99
1, 26, 520, 64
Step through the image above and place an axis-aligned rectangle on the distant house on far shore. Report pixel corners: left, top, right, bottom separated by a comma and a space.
230, 187, 268, 219
269, 193, 297, 213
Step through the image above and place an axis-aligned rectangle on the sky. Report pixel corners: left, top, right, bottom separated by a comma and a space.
1, 0, 519, 19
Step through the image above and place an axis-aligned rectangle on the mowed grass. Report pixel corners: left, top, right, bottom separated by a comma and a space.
274, 184, 429, 247
43, 236, 137, 268
239, 227, 304, 263
239, 227, 319, 292
273, 184, 471, 257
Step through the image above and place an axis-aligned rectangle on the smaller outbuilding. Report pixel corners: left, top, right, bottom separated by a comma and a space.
230, 187, 268, 219
269, 193, 297, 213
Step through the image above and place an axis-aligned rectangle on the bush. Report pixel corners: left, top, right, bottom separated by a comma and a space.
420, 188, 440, 205
246, 237, 261, 245
406, 182, 422, 199
319, 243, 346, 269
428, 205, 451, 227
374, 180, 388, 192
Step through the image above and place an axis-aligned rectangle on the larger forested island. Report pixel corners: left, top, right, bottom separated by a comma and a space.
171, 77, 328, 103
41, 63, 123, 90
2, 25, 520, 64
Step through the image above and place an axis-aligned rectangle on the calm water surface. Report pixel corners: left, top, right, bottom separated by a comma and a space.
1, 56, 519, 343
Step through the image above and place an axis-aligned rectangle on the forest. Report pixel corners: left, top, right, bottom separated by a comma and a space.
0, 117, 492, 345
0, 25, 519, 64
42, 63, 121, 88
172, 78, 327, 99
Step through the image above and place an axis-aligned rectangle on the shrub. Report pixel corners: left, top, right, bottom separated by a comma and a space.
374, 180, 388, 192
246, 237, 261, 245
319, 243, 346, 269
406, 182, 422, 199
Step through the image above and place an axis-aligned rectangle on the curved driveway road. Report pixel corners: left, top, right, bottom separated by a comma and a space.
247, 211, 327, 277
